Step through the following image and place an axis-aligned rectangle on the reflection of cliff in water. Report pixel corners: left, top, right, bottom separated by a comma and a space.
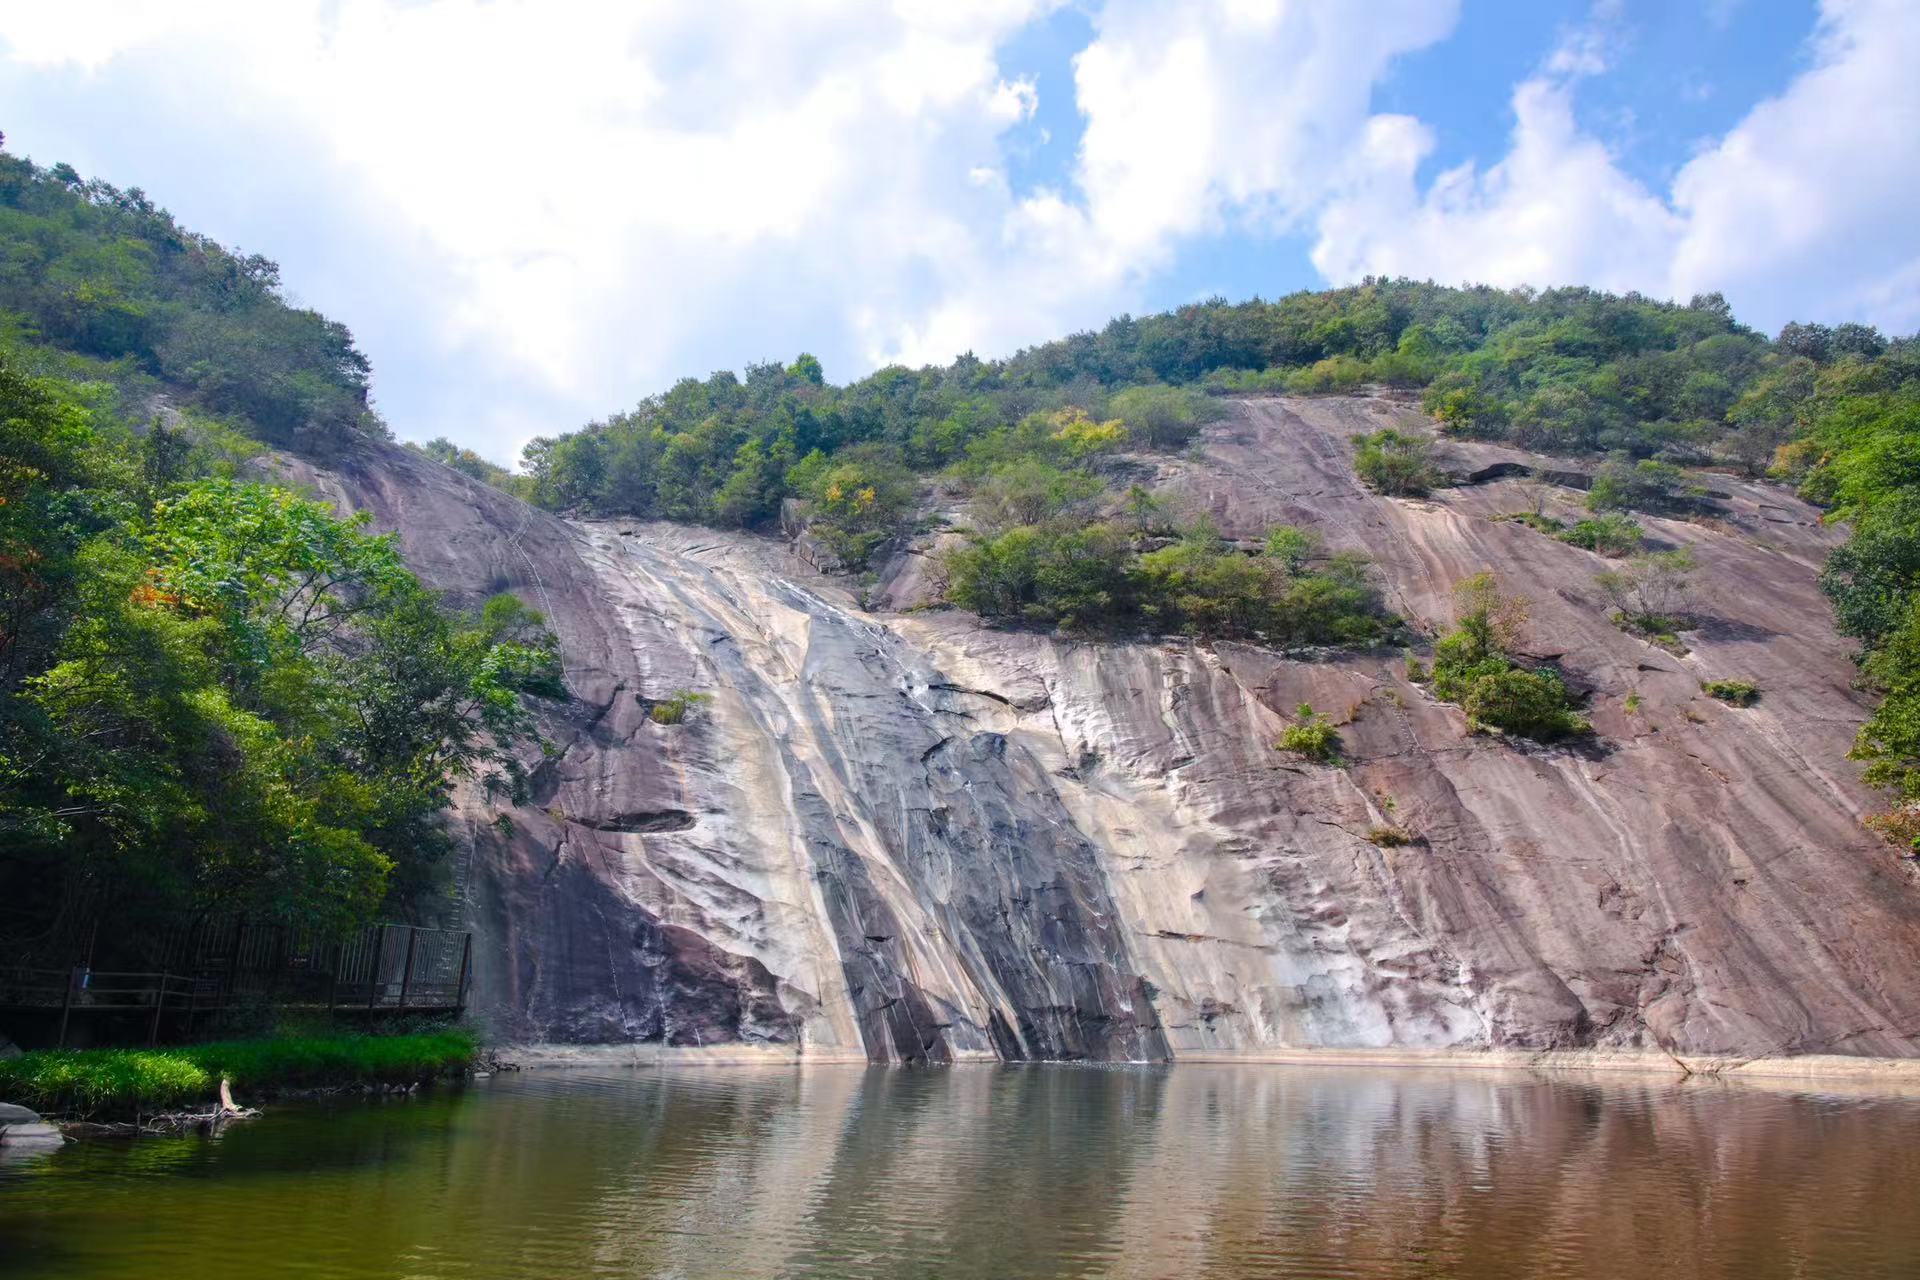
276, 393, 1920, 1064
7, 1067, 1920, 1278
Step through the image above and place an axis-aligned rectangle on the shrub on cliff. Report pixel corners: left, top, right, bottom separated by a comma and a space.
1595, 549, 1697, 651
1276, 703, 1341, 763
1559, 514, 1643, 556
1351, 429, 1439, 496
1702, 679, 1761, 706
1426, 573, 1588, 741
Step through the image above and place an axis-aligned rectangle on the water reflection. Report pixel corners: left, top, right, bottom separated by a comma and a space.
3, 1064, 1918, 1278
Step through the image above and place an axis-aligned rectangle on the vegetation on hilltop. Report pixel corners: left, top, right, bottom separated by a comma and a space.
520, 282, 1785, 536
0, 139, 383, 455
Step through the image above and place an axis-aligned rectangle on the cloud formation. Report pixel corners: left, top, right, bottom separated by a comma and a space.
0, 0, 1913, 461
1312, 0, 1920, 335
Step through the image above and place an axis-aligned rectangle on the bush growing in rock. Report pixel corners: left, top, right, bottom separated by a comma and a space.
1351, 428, 1439, 496
1559, 514, 1644, 556
1427, 573, 1588, 741
1462, 668, 1590, 739
650, 690, 712, 725
1595, 549, 1697, 651
1703, 679, 1760, 706
1277, 703, 1341, 763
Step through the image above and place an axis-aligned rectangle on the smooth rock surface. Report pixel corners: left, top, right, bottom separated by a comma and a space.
273, 395, 1920, 1063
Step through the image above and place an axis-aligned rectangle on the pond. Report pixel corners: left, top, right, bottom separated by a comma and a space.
2, 1064, 1918, 1278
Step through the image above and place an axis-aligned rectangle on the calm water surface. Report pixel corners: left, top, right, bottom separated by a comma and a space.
3, 1064, 1918, 1279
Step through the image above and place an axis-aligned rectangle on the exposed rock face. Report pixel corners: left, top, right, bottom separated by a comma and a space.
275, 396, 1920, 1062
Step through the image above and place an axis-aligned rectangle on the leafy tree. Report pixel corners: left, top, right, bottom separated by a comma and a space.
1425, 573, 1586, 740
969, 459, 1102, 534
788, 446, 913, 569
0, 361, 561, 936
1108, 384, 1207, 451
1351, 429, 1438, 496
1821, 492, 1920, 649
943, 521, 1135, 630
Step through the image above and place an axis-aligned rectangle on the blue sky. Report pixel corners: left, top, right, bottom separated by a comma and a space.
1, 1, 1915, 462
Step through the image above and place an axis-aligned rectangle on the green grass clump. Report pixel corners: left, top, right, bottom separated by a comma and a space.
1366, 826, 1416, 847
0, 1049, 211, 1117
649, 689, 712, 725
0, 1030, 476, 1119
184, 1029, 477, 1091
1493, 511, 1564, 535
1557, 514, 1644, 556
1276, 703, 1342, 763
1702, 679, 1760, 706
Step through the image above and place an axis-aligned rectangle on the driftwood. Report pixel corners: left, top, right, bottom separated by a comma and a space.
61, 1076, 259, 1140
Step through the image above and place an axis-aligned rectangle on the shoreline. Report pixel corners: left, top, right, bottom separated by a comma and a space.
489, 1042, 1920, 1092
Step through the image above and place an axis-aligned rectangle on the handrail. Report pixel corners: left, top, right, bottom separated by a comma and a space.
0, 919, 474, 1046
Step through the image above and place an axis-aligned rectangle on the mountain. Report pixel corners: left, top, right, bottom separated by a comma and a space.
6, 147, 1918, 1067
273, 393, 1920, 1066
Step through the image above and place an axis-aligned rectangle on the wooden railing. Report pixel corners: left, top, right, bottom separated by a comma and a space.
0, 921, 472, 1047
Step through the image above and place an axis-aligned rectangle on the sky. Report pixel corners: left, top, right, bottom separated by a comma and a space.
1, 0, 1916, 464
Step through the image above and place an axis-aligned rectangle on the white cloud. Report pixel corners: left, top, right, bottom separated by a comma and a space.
3, 0, 1910, 465
0, 0, 1466, 458
1313, 0, 1920, 336
870, 0, 1461, 363
1044, 0, 1460, 274
0, 1, 1074, 456
1311, 81, 1683, 295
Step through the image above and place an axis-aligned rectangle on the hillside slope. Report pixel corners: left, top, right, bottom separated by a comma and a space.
277, 395, 1920, 1063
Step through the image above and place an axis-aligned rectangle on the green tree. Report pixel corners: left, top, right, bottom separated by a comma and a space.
1108, 384, 1206, 451
1351, 429, 1438, 496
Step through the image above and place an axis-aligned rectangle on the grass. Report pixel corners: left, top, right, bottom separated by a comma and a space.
1494, 512, 1642, 556
649, 688, 712, 725
1613, 611, 1690, 656
1366, 826, 1417, 847
1702, 678, 1761, 706
0, 1029, 476, 1120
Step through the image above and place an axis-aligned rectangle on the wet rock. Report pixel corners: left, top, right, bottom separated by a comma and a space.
0, 1104, 63, 1156
264, 395, 1920, 1063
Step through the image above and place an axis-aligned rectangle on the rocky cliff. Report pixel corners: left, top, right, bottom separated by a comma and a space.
275, 395, 1920, 1064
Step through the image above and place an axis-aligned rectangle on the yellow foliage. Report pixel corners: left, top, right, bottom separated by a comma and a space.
1049, 408, 1129, 458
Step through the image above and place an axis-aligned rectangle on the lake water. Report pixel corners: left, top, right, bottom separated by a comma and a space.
3, 1064, 1918, 1278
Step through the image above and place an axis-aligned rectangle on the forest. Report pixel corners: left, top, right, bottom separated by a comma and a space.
0, 145, 561, 952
